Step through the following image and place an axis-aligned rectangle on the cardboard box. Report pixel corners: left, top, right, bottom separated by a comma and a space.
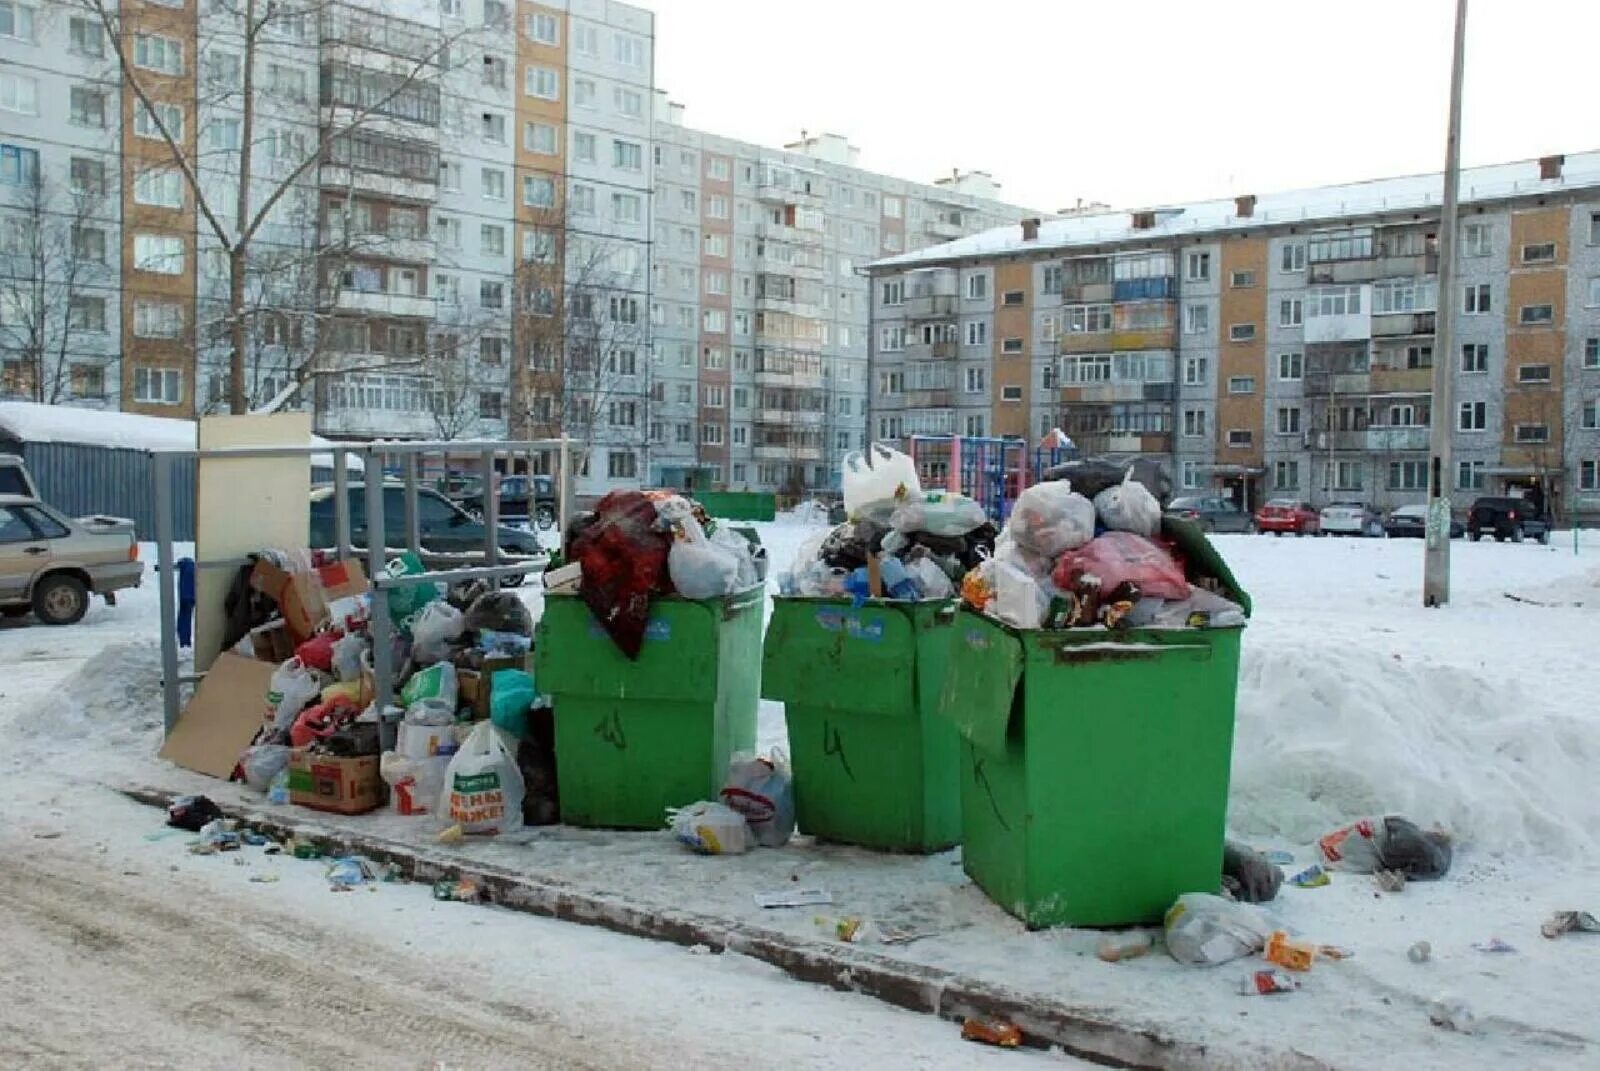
456, 655, 527, 719
248, 621, 294, 664
287, 750, 382, 815
160, 653, 277, 779
250, 558, 369, 646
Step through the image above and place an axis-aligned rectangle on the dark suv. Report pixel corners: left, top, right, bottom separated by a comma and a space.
1466, 497, 1551, 544
457, 474, 558, 529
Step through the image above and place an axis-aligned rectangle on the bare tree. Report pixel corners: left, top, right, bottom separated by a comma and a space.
0, 173, 110, 404
513, 217, 650, 479
84, 0, 474, 413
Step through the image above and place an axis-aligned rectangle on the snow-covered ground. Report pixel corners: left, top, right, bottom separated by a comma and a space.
2, 523, 1599, 1068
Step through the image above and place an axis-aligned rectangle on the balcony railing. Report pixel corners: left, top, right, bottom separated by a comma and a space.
1366, 426, 1430, 452
1370, 310, 1436, 338
324, 289, 436, 318
924, 218, 963, 240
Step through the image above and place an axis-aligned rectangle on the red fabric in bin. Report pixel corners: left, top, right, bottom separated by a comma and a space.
571, 491, 673, 660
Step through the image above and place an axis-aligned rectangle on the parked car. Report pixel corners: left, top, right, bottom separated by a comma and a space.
1319, 501, 1381, 537
1254, 499, 1321, 536
308, 484, 545, 584
457, 474, 558, 529
0, 494, 141, 625
1466, 496, 1551, 544
1382, 504, 1464, 539
0, 453, 39, 498
1165, 495, 1254, 533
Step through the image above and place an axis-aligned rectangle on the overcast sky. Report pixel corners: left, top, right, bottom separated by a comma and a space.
648, 0, 1599, 213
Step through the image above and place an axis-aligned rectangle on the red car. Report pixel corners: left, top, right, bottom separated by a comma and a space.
1254, 499, 1321, 536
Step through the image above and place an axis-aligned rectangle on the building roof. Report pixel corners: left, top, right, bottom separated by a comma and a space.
869, 150, 1600, 272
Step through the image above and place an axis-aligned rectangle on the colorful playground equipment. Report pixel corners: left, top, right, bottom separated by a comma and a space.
905, 436, 1076, 521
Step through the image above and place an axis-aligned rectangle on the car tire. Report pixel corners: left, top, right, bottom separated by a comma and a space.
33, 574, 89, 626
1538, 529, 1550, 545
1274, 529, 1283, 537
535, 505, 556, 530
1512, 525, 1524, 544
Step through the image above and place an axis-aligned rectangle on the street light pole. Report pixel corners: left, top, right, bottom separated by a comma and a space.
1424, 0, 1469, 608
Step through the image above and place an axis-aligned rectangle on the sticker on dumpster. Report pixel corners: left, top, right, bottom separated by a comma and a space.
587, 619, 672, 643
814, 609, 885, 643
595, 710, 627, 751
964, 630, 992, 651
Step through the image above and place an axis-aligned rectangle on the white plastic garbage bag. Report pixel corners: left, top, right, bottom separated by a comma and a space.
710, 526, 759, 589
668, 800, 751, 855
721, 751, 796, 848
240, 744, 292, 792
842, 443, 922, 518
1008, 482, 1096, 558
663, 506, 744, 599
266, 658, 321, 731
889, 493, 988, 538
1163, 893, 1275, 966
331, 632, 366, 683
991, 559, 1048, 629
903, 556, 954, 600
410, 601, 465, 665
1093, 471, 1162, 538
439, 721, 525, 835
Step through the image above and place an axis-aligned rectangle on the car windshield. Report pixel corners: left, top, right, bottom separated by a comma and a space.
1169, 497, 1205, 510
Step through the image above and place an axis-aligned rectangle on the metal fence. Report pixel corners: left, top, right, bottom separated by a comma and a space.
18, 442, 197, 541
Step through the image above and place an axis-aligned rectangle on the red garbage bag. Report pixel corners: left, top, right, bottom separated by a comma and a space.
294, 631, 339, 673
1051, 531, 1191, 602
571, 491, 673, 660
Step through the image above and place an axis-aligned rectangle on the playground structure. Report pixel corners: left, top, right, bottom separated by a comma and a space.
905, 435, 1075, 521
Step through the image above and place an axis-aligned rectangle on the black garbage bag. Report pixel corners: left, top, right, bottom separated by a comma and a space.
1221, 841, 1284, 903
518, 710, 559, 826
1042, 457, 1172, 504
167, 795, 223, 832
820, 519, 887, 570
463, 589, 535, 637
1379, 816, 1453, 880
563, 510, 598, 557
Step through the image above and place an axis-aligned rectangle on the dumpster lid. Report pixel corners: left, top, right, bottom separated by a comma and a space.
1161, 515, 1251, 617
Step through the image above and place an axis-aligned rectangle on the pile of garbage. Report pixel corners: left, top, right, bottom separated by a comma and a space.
225, 547, 556, 831
551, 490, 765, 658
779, 444, 995, 601
962, 466, 1246, 631
668, 750, 795, 855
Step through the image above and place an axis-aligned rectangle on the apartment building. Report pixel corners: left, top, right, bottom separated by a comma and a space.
648, 105, 1032, 493
0, 0, 1028, 496
868, 152, 1600, 525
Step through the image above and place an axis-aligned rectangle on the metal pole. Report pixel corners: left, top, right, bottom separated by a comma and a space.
1424, 0, 1468, 608
364, 457, 394, 743
403, 453, 421, 554
480, 447, 499, 568
154, 452, 181, 734
557, 436, 571, 550
333, 448, 351, 560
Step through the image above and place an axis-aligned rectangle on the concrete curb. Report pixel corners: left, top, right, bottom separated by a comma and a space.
125, 785, 1330, 1071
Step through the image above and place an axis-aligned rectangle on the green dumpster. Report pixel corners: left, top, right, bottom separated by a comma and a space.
939, 519, 1250, 927
763, 597, 963, 851
535, 587, 763, 829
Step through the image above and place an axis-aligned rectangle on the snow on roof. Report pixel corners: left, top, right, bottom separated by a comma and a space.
0, 402, 357, 467
870, 151, 1600, 271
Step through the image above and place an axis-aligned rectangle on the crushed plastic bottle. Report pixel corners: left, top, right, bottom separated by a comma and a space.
266, 768, 290, 806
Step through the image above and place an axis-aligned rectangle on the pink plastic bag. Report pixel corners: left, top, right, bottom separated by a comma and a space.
1051, 531, 1191, 601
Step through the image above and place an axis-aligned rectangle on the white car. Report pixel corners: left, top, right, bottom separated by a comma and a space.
1319, 501, 1381, 537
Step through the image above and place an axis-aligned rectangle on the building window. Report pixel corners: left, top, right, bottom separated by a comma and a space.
1458, 400, 1487, 431
1042, 264, 1063, 294
1582, 401, 1599, 430
1516, 363, 1552, 384
1185, 251, 1211, 281
134, 33, 184, 74
1462, 222, 1491, 256
1273, 460, 1299, 491
1229, 323, 1257, 342
69, 157, 105, 196
520, 175, 555, 208
71, 225, 105, 264
68, 85, 105, 127
1279, 298, 1303, 327
479, 280, 504, 308
613, 139, 643, 171
478, 391, 503, 420
1002, 289, 1025, 307
613, 32, 645, 67
1513, 423, 1549, 444
134, 101, 184, 140
133, 300, 183, 338
133, 367, 182, 405
1308, 285, 1362, 317
68, 296, 106, 332
703, 309, 727, 333
573, 78, 596, 108
1588, 277, 1600, 308
1277, 351, 1303, 380
1389, 461, 1428, 491
708, 157, 730, 181
1463, 283, 1491, 313
966, 274, 988, 300
479, 224, 505, 256
1182, 408, 1207, 437
607, 450, 638, 479
1581, 460, 1598, 491
1518, 303, 1554, 326
1228, 375, 1256, 394
1230, 269, 1256, 288
1461, 343, 1489, 373
1066, 304, 1112, 333
1227, 429, 1253, 448
133, 234, 184, 274
613, 86, 643, 118
964, 321, 987, 346
1326, 460, 1365, 492
1183, 304, 1210, 334
573, 24, 598, 55
1180, 462, 1201, 489
1521, 242, 1557, 264
700, 423, 724, 445
524, 11, 558, 45
1457, 460, 1485, 490
611, 193, 642, 223
1183, 356, 1208, 385
524, 121, 557, 154
1585, 338, 1600, 369
481, 168, 505, 200
1276, 406, 1302, 435
133, 168, 183, 208
1001, 337, 1024, 354
964, 367, 986, 394
1280, 243, 1306, 272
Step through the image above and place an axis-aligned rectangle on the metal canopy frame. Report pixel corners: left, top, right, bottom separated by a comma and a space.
150, 437, 572, 739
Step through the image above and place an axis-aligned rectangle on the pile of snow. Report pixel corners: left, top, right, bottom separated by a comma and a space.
773, 500, 832, 527
1229, 629, 1600, 862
